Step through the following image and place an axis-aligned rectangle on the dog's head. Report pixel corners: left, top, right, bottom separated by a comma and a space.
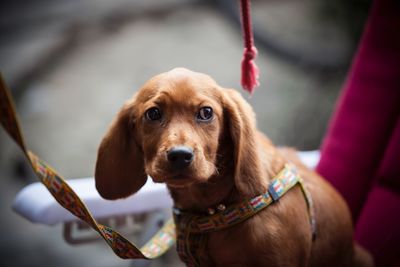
95, 68, 264, 199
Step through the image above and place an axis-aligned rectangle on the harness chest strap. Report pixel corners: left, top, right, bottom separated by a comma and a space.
174, 164, 316, 235
173, 164, 317, 266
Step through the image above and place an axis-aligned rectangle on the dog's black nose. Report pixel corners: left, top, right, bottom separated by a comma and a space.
167, 146, 194, 170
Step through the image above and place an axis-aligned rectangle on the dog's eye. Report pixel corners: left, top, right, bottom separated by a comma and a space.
145, 107, 162, 121
197, 107, 213, 122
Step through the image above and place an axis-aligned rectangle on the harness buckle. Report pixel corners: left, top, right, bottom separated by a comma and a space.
268, 184, 280, 202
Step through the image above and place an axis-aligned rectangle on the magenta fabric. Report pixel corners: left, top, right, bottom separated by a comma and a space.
316, 0, 400, 265
377, 116, 400, 190
355, 186, 400, 267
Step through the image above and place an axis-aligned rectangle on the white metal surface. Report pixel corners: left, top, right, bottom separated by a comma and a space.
12, 177, 172, 225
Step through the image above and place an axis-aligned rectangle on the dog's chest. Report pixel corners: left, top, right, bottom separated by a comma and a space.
175, 220, 272, 267
207, 230, 254, 266
175, 231, 250, 266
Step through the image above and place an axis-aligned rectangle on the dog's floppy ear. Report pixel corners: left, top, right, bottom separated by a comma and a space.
95, 99, 147, 199
222, 89, 266, 196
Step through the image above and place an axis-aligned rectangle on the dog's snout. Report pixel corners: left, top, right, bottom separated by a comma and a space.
167, 146, 194, 170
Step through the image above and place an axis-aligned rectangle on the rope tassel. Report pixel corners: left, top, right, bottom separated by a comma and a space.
240, 0, 260, 94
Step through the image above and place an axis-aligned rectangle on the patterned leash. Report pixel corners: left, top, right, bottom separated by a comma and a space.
0, 75, 176, 260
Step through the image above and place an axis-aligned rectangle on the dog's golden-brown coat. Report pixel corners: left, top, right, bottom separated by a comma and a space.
95, 68, 373, 267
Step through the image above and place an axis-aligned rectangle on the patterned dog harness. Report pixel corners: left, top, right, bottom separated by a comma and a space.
173, 164, 316, 266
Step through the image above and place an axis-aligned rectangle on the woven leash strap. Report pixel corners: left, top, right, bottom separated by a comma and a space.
0, 75, 176, 260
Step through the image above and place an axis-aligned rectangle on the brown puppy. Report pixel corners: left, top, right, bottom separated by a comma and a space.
95, 68, 373, 267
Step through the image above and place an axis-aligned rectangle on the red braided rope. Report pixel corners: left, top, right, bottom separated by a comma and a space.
240, 0, 259, 94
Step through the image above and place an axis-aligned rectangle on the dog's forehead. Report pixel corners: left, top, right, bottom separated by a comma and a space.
137, 69, 220, 104
166, 68, 216, 84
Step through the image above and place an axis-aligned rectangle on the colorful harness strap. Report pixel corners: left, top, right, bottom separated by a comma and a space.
173, 164, 316, 266
0, 75, 176, 260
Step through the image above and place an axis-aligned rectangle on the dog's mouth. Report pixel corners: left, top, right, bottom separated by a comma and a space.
164, 173, 197, 187
169, 174, 190, 180
147, 153, 216, 187
149, 170, 200, 188
165, 180, 193, 189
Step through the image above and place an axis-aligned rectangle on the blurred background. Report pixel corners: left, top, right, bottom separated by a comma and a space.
0, 0, 370, 266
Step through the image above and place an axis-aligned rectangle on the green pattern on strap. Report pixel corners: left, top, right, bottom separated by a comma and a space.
0, 74, 176, 260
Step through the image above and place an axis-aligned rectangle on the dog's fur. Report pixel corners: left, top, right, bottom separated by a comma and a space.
95, 68, 373, 267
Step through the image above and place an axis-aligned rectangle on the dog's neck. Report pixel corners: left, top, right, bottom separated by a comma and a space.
168, 134, 238, 212
167, 168, 240, 213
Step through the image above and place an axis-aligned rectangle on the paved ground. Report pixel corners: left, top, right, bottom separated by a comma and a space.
0, 0, 368, 266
